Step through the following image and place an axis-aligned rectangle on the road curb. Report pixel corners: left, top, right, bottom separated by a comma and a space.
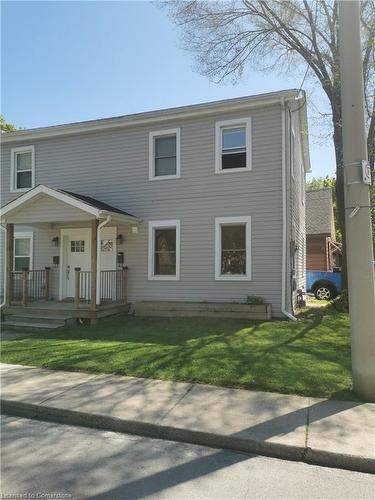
2, 399, 374, 475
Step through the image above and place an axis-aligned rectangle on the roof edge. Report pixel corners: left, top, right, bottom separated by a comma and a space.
1, 89, 299, 144
0, 185, 141, 224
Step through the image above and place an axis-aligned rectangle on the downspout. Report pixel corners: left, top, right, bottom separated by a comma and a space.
0, 224, 6, 307
281, 97, 298, 321
96, 215, 112, 305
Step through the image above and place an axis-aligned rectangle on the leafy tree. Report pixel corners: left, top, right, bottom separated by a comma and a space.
306, 175, 335, 192
165, 0, 375, 285
0, 115, 18, 132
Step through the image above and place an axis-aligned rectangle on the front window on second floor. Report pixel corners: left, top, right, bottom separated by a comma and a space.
11, 146, 35, 192
215, 118, 251, 173
149, 129, 181, 180
222, 127, 246, 169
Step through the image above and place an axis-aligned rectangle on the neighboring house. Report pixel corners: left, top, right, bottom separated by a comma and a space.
306, 188, 341, 271
0, 89, 309, 321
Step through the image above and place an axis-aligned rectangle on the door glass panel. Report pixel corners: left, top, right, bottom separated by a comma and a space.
71, 240, 85, 252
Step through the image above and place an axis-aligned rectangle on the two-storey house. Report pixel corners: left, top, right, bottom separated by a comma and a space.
1, 90, 309, 325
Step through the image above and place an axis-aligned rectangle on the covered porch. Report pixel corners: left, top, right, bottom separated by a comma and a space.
1, 185, 142, 323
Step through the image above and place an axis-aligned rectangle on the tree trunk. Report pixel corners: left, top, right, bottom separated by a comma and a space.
332, 103, 348, 290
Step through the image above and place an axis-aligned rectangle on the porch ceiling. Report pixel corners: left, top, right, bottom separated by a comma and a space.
0, 185, 142, 225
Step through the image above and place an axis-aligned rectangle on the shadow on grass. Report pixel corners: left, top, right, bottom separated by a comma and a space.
1, 307, 353, 399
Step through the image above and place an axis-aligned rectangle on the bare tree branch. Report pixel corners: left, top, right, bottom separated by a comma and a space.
164, 0, 375, 264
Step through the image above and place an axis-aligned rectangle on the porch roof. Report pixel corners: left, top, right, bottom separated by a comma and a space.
0, 185, 142, 225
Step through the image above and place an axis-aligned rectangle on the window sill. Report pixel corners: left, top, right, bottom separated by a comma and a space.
215, 274, 251, 281
148, 174, 181, 181
215, 166, 251, 174
148, 274, 180, 281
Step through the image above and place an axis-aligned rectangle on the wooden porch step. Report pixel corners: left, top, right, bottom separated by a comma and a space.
2, 320, 66, 331
1, 302, 130, 327
4, 314, 75, 326
1, 310, 77, 331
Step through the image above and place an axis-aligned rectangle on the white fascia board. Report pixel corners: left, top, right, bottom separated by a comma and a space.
1, 90, 299, 144
1, 185, 100, 219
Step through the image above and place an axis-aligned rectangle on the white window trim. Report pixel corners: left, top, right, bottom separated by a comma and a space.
215, 216, 251, 281
13, 231, 34, 271
148, 220, 180, 280
10, 145, 35, 193
149, 128, 181, 181
215, 117, 252, 174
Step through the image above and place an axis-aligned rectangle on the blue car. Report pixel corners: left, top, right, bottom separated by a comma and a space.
306, 271, 342, 300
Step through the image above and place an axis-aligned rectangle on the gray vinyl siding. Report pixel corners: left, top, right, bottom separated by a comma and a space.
1, 104, 286, 314
287, 105, 306, 310
0, 230, 4, 300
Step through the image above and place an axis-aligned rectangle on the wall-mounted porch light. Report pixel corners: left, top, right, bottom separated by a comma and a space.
116, 234, 124, 245
51, 236, 59, 247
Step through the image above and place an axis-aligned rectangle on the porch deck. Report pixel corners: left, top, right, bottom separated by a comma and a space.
2, 299, 130, 322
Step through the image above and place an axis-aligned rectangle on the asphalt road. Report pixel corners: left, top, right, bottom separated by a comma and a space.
1, 416, 374, 500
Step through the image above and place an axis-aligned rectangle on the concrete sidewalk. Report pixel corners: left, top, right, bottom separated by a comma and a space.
1, 363, 374, 474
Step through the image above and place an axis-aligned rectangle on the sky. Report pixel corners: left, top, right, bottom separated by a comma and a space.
1, 1, 336, 179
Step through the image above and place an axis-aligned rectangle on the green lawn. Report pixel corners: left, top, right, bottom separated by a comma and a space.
1, 307, 354, 399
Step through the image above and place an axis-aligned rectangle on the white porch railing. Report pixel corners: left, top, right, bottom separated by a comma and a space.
74, 267, 128, 308
10, 268, 50, 306
9, 267, 128, 309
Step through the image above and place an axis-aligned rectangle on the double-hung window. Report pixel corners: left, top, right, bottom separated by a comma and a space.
215, 216, 251, 280
13, 232, 33, 271
148, 220, 180, 280
215, 118, 251, 173
11, 146, 35, 192
149, 129, 181, 180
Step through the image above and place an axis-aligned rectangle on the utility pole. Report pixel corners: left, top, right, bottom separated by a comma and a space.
339, 1, 375, 402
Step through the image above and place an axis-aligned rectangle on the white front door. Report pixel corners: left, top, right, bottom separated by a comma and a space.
99, 226, 117, 271
61, 228, 91, 299
60, 226, 118, 300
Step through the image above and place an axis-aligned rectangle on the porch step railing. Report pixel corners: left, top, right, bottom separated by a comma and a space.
10, 268, 50, 306
74, 267, 128, 307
